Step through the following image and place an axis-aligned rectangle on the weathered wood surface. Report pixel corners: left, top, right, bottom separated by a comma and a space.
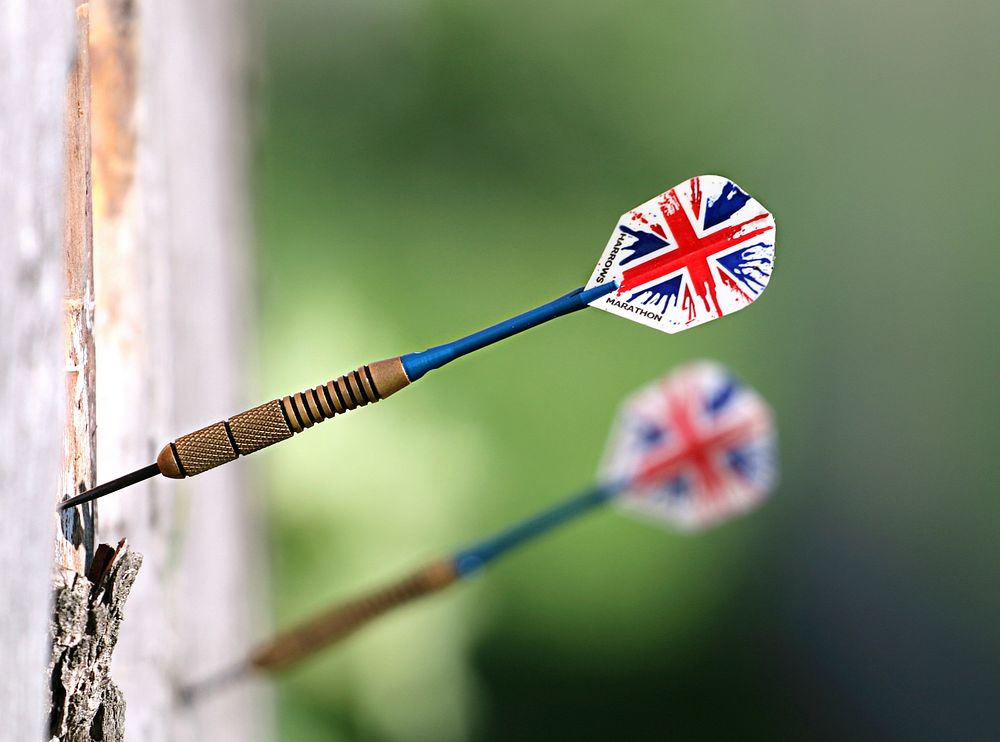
0, 0, 74, 737
49, 5, 148, 739
91, 0, 272, 737
60, 0, 98, 576
1, 0, 268, 736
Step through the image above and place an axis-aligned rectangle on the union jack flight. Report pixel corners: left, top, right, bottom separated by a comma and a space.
587, 175, 776, 333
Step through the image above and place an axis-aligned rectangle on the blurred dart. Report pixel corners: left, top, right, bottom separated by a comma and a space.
182, 361, 777, 694
63, 176, 775, 509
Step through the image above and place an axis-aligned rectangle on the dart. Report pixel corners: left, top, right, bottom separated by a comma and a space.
62, 175, 775, 510
183, 360, 777, 691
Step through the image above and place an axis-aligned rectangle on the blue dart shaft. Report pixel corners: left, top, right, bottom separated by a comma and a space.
401, 282, 618, 382
237, 479, 629, 675
64, 283, 620, 511
451, 481, 625, 576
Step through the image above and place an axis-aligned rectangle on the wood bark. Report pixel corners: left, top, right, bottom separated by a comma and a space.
48, 541, 142, 742
0, 0, 74, 737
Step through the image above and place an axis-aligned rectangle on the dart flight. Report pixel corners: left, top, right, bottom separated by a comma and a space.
587, 174, 775, 332
62, 176, 775, 510
236, 361, 778, 673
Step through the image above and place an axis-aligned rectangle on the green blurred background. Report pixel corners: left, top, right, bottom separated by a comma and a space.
251, 1, 999, 739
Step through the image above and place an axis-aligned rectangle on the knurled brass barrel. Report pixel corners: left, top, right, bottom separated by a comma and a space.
156, 357, 410, 479
250, 560, 458, 671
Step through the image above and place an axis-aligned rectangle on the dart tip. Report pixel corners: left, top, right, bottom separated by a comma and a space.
176, 661, 251, 706
59, 462, 162, 510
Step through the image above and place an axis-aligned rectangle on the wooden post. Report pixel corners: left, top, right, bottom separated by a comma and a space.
90, 0, 272, 738
46, 5, 145, 739
60, 0, 97, 576
2, 0, 267, 737
0, 0, 74, 737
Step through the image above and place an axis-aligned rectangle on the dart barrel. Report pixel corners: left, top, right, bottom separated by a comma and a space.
156, 358, 411, 479
249, 559, 458, 671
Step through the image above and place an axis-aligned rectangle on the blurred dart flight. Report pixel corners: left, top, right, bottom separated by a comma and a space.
188, 361, 777, 685
62, 176, 776, 510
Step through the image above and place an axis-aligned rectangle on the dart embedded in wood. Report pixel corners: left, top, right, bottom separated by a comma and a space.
182, 361, 778, 694
62, 175, 776, 510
